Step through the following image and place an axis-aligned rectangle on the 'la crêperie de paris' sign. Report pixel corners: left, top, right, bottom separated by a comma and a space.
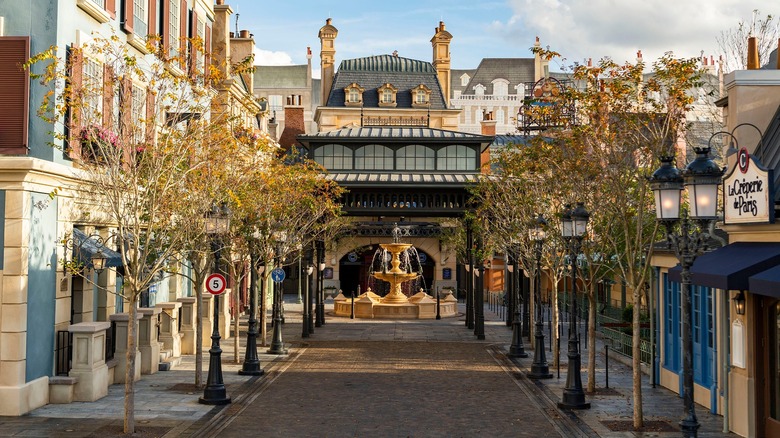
723, 147, 774, 224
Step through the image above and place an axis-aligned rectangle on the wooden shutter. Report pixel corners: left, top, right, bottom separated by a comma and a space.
204, 24, 211, 84
189, 9, 198, 76
119, 76, 133, 165
102, 65, 114, 127
106, 0, 116, 19
147, 0, 157, 38
145, 88, 155, 146
122, 0, 134, 34
66, 45, 84, 159
162, 0, 170, 54
179, 0, 187, 69
0, 37, 30, 155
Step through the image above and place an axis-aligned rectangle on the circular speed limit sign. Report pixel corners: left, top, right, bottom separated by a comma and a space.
206, 273, 227, 295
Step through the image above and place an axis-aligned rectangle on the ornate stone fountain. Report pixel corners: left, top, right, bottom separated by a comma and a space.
332, 224, 458, 319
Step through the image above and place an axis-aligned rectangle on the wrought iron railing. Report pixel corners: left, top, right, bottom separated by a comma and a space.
55, 330, 73, 376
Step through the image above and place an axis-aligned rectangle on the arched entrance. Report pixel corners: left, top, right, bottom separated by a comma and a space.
339, 245, 435, 298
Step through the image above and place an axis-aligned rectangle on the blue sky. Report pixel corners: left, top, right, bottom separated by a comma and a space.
225, 1, 776, 77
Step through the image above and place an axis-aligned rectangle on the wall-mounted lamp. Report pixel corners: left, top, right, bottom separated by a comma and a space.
734, 291, 746, 315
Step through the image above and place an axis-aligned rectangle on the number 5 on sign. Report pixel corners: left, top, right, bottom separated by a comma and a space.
206, 273, 227, 295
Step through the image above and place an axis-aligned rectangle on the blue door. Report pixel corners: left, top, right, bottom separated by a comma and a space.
663, 274, 681, 373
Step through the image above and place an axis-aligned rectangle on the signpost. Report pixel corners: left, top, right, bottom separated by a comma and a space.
271, 267, 286, 283
206, 273, 227, 295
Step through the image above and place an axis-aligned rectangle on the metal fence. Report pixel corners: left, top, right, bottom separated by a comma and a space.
55, 330, 72, 376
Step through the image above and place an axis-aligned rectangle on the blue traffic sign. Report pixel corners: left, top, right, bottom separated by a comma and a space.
271, 267, 286, 282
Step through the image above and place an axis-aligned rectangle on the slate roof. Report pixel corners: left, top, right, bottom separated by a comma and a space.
325, 54, 447, 109
460, 58, 536, 95
254, 65, 308, 88
298, 126, 492, 143
451, 68, 477, 95
326, 172, 477, 187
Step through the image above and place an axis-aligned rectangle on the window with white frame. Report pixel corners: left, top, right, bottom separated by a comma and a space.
492, 79, 509, 96
381, 89, 393, 103
460, 73, 470, 86
268, 95, 283, 112
83, 57, 103, 121
168, 0, 180, 57
197, 17, 205, 73
133, 0, 148, 37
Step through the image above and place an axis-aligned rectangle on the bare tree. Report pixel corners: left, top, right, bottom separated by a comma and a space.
717, 10, 779, 72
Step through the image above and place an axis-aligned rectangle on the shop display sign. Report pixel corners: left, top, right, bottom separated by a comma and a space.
723, 148, 775, 224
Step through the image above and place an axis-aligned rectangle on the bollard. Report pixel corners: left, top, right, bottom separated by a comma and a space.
557, 323, 561, 379
350, 292, 355, 319
436, 292, 441, 320
605, 344, 609, 388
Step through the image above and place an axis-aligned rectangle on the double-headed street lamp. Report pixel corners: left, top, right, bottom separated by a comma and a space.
528, 213, 553, 379
268, 230, 288, 355
200, 203, 232, 405
650, 146, 724, 438
558, 203, 591, 410
239, 231, 264, 376
508, 242, 527, 358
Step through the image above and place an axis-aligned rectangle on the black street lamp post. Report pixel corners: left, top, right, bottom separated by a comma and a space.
508, 245, 528, 357
558, 203, 591, 409
267, 230, 288, 355
302, 253, 313, 338
528, 214, 553, 379
239, 235, 264, 376
475, 234, 486, 340
315, 240, 325, 327
650, 147, 724, 438
200, 203, 232, 405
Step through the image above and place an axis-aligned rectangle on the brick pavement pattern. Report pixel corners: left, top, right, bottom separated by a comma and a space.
213, 340, 565, 438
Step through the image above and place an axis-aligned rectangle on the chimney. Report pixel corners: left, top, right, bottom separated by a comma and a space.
268, 112, 278, 141
747, 36, 760, 69
319, 19, 338, 106
306, 46, 312, 97
212, 3, 233, 81
636, 50, 643, 62
231, 29, 255, 90
480, 112, 496, 175
533, 36, 548, 81
431, 21, 452, 107
278, 95, 305, 150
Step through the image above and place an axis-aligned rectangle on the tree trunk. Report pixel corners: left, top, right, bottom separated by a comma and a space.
123, 294, 138, 434
632, 289, 644, 429
234, 284, 240, 363
194, 268, 205, 389
587, 286, 597, 392
552, 287, 559, 367
260, 272, 267, 346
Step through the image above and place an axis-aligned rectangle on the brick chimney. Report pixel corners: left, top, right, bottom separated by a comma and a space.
278, 95, 305, 150
480, 111, 496, 174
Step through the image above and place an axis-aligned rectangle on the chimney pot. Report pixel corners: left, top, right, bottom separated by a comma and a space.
239, 29, 250, 38
747, 36, 760, 69
229, 31, 235, 38
326, 18, 332, 25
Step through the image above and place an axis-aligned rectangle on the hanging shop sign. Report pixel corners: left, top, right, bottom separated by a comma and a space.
723, 148, 775, 224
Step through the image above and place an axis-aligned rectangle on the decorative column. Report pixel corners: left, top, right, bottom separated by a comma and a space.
108, 313, 142, 383
137, 307, 161, 374
68, 321, 110, 401
156, 301, 182, 359
177, 297, 197, 355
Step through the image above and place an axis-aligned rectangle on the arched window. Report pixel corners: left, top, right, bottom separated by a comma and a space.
396, 145, 435, 170
355, 144, 393, 170
460, 73, 470, 86
492, 79, 509, 96
437, 145, 477, 171
314, 144, 352, 170
473, 84, 486, 96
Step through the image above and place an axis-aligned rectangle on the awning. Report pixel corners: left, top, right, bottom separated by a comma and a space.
72, 228, 123, 269
667, 242, 780, 290
749, 265, 780, 298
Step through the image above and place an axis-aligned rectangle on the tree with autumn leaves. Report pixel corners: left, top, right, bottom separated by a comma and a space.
477, 47, 711, 430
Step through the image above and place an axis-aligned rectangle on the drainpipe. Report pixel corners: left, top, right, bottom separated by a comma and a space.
722, 290, 730, 433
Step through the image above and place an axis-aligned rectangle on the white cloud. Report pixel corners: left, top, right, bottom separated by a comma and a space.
253, 47, 294, 65
497, 0, 771, 69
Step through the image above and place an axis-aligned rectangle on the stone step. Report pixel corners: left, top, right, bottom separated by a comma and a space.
158, 356, 181, 371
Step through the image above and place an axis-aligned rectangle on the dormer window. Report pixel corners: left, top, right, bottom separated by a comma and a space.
377, 83, 397, 107
411, 84, 431, 108
344, 82, 364, 107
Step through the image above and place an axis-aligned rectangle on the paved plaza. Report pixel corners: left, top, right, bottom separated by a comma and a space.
0, 300, 736, 437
